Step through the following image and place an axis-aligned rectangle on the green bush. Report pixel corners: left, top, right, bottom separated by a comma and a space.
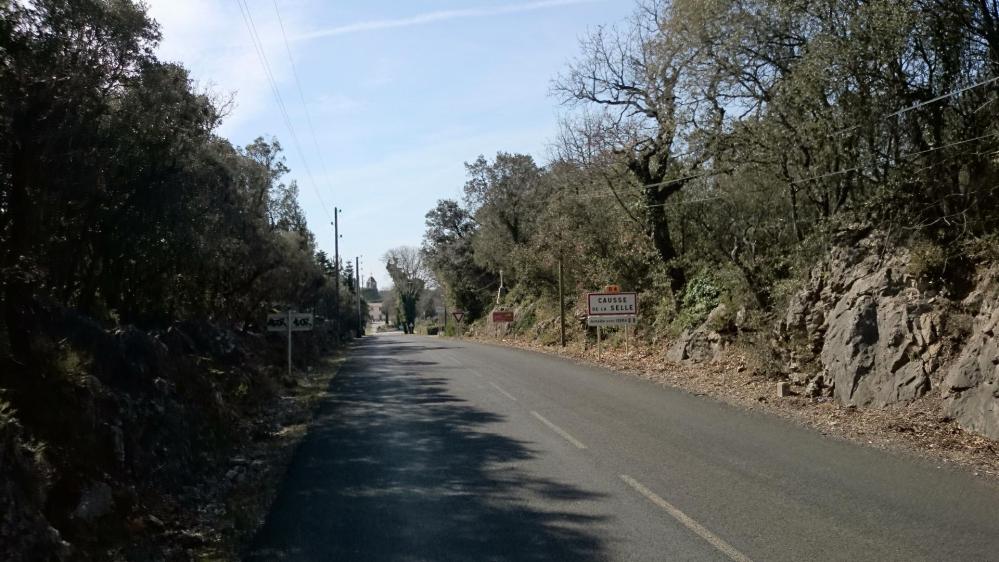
963, 233, 999, 263
907, 239, 948, 281
673, 272, 721, 331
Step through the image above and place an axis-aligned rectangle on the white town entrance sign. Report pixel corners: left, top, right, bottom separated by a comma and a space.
587, 292, 637, 316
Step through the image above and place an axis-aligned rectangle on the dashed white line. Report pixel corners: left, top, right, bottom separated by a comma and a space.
530, 411, 587, 449
620, 475, 753, 562
488, 381, 517, 401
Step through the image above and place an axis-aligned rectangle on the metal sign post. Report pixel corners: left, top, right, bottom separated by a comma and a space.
267, 311, 314, 377
586, 288, 638, 357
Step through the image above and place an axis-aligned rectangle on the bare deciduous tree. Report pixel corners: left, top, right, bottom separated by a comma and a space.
383, 246, 430, 332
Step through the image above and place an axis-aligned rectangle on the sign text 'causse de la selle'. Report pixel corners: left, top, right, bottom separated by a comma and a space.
586, 286, 637, 326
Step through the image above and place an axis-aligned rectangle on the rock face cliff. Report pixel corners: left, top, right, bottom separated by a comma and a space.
941, 271, 999, 439
778, 231, 997, 439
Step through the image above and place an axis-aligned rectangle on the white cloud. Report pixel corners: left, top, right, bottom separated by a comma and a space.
291, 0, 604, 42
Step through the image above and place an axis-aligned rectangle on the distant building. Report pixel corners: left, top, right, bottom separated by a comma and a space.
362, 276, 381, 302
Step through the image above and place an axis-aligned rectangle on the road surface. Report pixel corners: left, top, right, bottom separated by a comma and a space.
247, 333, 999, 561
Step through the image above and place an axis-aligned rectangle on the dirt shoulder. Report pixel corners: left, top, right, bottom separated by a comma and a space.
129, 351, 349, 561
471, 335, 999, 483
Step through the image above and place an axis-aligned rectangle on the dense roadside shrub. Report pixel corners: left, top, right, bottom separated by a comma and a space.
0, 2, 366, 557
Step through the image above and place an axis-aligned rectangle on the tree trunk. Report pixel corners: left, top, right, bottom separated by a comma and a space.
633, 154, 687, 297
646, 198, 686, 295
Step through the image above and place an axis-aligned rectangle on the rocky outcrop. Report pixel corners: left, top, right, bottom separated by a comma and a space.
667, 328, 724, 363
779, 231, 953, 407
942, 271, 999, 439
819, 278, 939, 406
777, 230, 999, 438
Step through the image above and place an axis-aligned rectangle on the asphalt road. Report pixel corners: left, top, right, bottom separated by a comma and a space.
247, 333, 999, 561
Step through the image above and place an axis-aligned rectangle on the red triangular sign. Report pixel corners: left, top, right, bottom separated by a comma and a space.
452, 311, 465, 323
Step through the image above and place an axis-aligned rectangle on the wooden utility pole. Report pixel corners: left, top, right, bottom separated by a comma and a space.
558, 256, 566, 347
286, 308, 293, 377
356, 256, 362, 335
332, 208, 341, 336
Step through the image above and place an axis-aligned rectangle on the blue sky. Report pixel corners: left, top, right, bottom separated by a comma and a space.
147, 0, 634, 286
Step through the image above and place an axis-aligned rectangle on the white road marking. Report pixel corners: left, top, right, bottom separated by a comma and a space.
488, 381, 517, 401
530, 411, 587, 449
437, 351, 462, 367
620, 475, 753, 562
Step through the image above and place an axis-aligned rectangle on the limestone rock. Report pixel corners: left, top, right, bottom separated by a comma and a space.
821, 289, 930, 406
779, 230, 942, 408
706, 303, 735, 333
942, 280, 999, 439
789, 371, 809, 385
804, 377, 822, 398
779, 230, 999, 441
667, 329, 723, 363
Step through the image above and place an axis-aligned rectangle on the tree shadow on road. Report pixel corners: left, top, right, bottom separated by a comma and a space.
246, 337, 609, 561
362, 342, 459, 354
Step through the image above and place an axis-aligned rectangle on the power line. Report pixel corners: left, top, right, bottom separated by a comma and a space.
885, 75, 999, 121
233, 0, 332, 221
566, 128, 999, 211
904, 131, 999, 158
272, 0, 336, 214
565, 74, 999, 202
831, 75, 999, 137
789, 166, 863, 185
239, 0, 326, 216
234, 0, 296, 151
563, 167, 728, 206
562, 167, 723, 201
791, 131, 999, 185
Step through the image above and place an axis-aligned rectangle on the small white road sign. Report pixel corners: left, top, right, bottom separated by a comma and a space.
586, 314, 638, 327
267, 310, 313, 378
452, 310, 465, 323
587, 292, 638, 316
266, 314, 288, 332
267, 312, 314, 332
290, 313, 314, 331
